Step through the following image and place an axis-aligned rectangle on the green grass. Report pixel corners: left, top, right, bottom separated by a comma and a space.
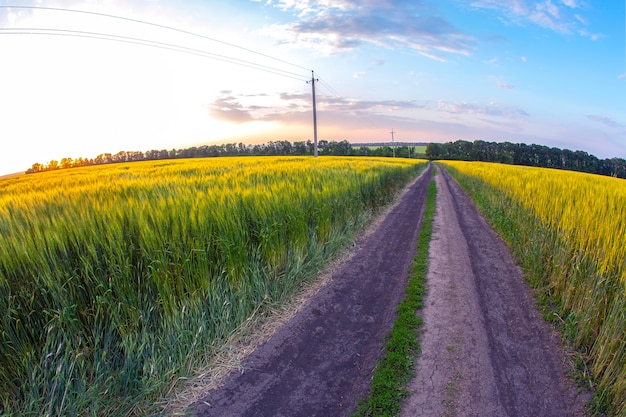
352, 166, 436, 417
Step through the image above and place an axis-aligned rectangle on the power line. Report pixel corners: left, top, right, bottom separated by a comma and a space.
0, 5, 311, 72
315, 83, 381, 131
0, 28, 310, 82
0, 6, 397, 146
0, 4, 333, 159
0, 6, 391, 129
316, 79, 345, 103
315, 73, 385, 133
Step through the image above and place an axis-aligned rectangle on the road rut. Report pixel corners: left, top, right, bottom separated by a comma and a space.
400, 167, 588, 417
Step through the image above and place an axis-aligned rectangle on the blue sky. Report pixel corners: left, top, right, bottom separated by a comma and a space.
0, 0, 624, 174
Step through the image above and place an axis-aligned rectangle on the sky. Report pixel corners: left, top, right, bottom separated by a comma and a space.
0, 0, 625, 175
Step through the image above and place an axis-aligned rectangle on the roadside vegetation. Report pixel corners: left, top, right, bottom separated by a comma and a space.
353, 168, 436, 417
441, 161, 626, 416
0, 156, 427, 416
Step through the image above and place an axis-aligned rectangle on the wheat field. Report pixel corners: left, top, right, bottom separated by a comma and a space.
442, 161, 626, 415
0, 156, 426, 416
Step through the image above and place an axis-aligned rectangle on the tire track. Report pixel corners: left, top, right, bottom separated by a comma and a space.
401, 167, 588, 417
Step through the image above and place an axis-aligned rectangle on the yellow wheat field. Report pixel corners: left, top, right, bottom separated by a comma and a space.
0, 155, 426, 415
442, 161, 626, 415
443, 161, 626, 280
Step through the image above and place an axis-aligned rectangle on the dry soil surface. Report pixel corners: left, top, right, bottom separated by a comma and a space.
400, 167, 589, 417
188, 165, 589, 417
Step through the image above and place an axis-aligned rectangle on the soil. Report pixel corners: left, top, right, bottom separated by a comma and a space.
188, 165, 589, 417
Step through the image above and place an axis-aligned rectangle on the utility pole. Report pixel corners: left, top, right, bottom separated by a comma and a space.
307, 70, 319, 157
390, 129, 395, 157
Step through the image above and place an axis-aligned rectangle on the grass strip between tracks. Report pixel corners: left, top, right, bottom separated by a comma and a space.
353, 169, 437, 417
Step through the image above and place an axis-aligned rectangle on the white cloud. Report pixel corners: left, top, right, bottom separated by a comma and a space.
529, 0, 570, 33
574, 13, 587, 25
259, 1, 475, 59
586, 115, 625, 129
437, 100, 528, 119
471, 0, 530, 16
470, 0, 597, 37
487, 75, 515, 89
578, 29, 602, 41
207, 90, 421, 126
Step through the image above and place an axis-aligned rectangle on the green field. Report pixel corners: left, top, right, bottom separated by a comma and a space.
0, 156, 427, 416
352, 145, 427, 153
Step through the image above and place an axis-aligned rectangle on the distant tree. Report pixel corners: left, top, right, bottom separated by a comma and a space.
425, 142, 443, 160
424, 139, 626, 179
293, 141, 308, 155
94, 153, 112, 165
27, 139, 625, 180
128, 151, 144, 161
112, 151, 128, 163
265, 140, 292, 155
306, 140, 315, 155
26, 162, 44, 173
59, 157, 73, 169
237, 142, 248, 154
355, 146, 372, 156
608, 158, 626, 178
326, 140, 352, 155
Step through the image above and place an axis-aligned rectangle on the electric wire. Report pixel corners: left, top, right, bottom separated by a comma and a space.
0, 5, 311, 72
315, 72, 385, 133
0, 6, 397, 141
0, 28, 311, 82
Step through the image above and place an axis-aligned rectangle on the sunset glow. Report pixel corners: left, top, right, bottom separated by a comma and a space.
1, 0, 624, 175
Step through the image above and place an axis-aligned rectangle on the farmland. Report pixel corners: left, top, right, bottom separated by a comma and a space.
0, 156, 426, 416
441, 161, 626, 415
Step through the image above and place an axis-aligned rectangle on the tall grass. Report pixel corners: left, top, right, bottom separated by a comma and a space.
441, 161, 626, 416
0, 156, 426, 416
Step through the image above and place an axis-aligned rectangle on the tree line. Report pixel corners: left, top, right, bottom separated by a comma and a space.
25, 140, 425, 174
25, 138, 626, 179
426, 140, 626, 179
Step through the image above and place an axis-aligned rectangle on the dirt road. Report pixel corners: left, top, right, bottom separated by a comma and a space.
188, 165, 589, 417
400, 167, 588, 417
190, 165, 432, 416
